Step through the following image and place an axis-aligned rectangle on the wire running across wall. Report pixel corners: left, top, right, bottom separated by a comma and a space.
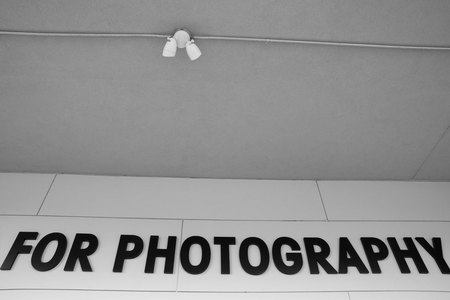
1, 30, 450, 51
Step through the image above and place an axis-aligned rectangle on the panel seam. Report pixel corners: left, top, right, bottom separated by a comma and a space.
176, 220, 184, 292
36, 174, 57, 215
315, 181, 329, 221
413, 126, 450, 180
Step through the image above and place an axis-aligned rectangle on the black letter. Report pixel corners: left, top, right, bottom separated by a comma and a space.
214, 237, 236, 274
304, 237, 337, 274
32, 232, 67, 271
113, 235, 144, 273
180, 236, 211, 275
64, 233, 99, 272
239, 237, 270, 275
338, 237, 369, 274
145, 235, 177, 274
361, 237, 389, 274
416, 237, 450, 274
0, 232, 38, 270
272, 237, 303, 275
387, 237, 428, 274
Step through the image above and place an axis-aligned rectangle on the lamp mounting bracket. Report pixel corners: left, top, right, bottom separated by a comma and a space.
173, 29, 192, 49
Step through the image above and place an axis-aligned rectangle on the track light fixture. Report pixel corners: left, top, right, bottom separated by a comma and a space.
162, 37, 177, 57
185, 40, 202, 61
162, 29, 201, 61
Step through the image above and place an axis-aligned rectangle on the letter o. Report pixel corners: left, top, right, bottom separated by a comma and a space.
31, 232, 67, 271
239, 237, 269, 275
180, 236, 211, 275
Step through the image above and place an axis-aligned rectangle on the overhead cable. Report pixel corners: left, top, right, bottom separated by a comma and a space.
1, 30, 450, 51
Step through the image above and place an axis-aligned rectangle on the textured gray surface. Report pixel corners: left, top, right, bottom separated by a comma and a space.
415, 127, 450, 180
1, 0, 450, 45
1, 1, 450, 180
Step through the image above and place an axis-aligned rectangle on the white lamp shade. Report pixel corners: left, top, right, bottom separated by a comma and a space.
162, 37, 177, 57
186, 40, 201, 61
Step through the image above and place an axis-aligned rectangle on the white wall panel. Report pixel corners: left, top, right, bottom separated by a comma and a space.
1, 174, 449, 296
350, 292, 450, 300
0, 291, 350, 300
0, 173, 55, 215
318, 181, 450, 221
41, 175, 325, 220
